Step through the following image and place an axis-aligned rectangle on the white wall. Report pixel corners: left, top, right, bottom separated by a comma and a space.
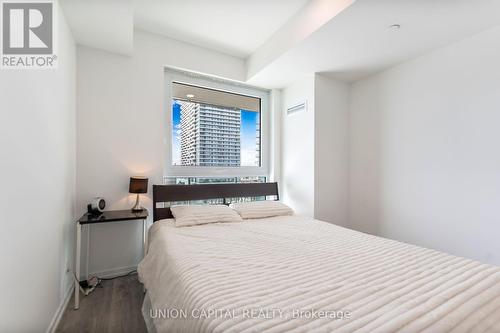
269, 89, 282, 186
0, 3, 76, 331
350, 25, 500, 266
280, 75, 315, 216
280, 74, 350, 224
314, 74, 350, 226
76, 30, 246, 276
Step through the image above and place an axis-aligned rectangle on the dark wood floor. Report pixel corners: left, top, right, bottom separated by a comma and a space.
57, 274, 147, 333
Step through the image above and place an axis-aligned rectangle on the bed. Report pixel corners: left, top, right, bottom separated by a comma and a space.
138, 183, 500, 333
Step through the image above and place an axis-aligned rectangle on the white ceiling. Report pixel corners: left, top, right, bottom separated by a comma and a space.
60, 0, 133, 56
61, 0, 500, 88
133, 0, 309, 58
248, 0, 500, 87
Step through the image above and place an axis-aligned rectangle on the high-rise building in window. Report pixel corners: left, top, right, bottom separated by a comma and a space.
179, 101, 241, 166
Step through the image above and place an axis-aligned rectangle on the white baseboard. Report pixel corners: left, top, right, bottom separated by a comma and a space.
89, 265, 137, 279
46, 284, 73, 333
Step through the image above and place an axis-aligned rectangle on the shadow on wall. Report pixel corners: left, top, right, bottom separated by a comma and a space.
284, 179, 313, 217
349, 78, 385, 236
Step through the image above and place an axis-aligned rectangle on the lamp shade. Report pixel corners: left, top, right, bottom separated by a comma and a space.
129, 176, 148, 194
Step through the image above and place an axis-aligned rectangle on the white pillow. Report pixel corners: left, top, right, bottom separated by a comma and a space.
230, 201, 293, 219
171, 204, 243, 227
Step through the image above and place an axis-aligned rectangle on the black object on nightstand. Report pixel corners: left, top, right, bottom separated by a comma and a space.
74, 209, 149, 310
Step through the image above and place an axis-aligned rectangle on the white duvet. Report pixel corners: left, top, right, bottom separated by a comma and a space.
138, 215, 500, 333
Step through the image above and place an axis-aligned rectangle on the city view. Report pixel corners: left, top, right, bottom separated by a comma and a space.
172, 100, 260, 167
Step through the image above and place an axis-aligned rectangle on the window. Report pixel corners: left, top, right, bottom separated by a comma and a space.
165, 70, 269, 178
164, 176, 267, 185
172, 82, 261, 167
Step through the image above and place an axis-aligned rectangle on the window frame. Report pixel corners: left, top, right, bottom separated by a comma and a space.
164, 68, 270, 178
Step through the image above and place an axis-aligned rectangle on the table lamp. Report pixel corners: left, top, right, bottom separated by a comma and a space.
129, 176, 148, 212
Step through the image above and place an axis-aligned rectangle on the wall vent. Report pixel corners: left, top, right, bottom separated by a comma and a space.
287, 101, 307, 115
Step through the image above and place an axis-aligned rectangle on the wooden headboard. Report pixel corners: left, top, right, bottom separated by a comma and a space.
152, 182, 279, 222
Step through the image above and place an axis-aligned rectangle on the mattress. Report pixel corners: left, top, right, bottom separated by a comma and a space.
138, 215, 500, 333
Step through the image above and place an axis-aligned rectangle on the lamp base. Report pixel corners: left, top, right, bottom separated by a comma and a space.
131, 194, 143, 212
